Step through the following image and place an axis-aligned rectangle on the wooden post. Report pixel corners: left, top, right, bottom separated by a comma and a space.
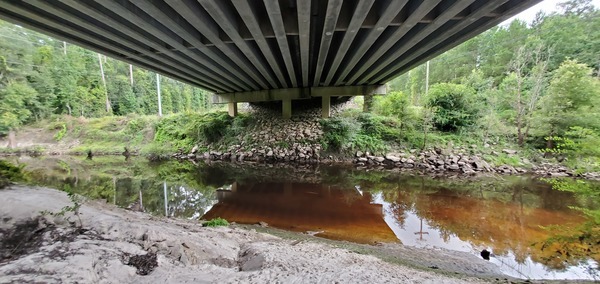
425, 60, 430, 97
7, 130, 16, 149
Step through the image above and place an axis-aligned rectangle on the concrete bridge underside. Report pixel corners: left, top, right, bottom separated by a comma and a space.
0, 0, 540, 117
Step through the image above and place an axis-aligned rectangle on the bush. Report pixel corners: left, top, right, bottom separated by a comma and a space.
203, 217, 229, 227
356, 113, 401, 141
0, 160, 29, 188
426, 83, 478, 132
195, 112, 233, 143
349, 134, 387, 154
53, 124, 67, 141
373, 91, 420, 130
320, 118, 353, 151
154, 112, 235, 149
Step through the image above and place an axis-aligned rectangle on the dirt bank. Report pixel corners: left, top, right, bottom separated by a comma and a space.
0, 185, 512, 284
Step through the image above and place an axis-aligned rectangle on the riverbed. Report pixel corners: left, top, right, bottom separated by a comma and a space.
3, 156, 599, 281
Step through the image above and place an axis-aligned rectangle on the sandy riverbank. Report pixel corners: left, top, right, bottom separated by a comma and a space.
0, 185, 514, 283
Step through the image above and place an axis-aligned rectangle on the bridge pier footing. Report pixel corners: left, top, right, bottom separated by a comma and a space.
282, 99, 292, 119
322, 96, 331, 118
228, 102, 238, 117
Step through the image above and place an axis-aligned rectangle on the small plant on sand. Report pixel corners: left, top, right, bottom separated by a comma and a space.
53, 123, 67, 141
41, 189, 84, 228
203, 217, 229, 227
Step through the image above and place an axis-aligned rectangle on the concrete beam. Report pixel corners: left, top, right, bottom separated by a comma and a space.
312, 0, 343, 86
282, 99, 292, 119
264, 0, 298, 87
353, 0, 476, 85
376, 0, 542, 83
212, 85, 386, 103
333, 0, 408, 85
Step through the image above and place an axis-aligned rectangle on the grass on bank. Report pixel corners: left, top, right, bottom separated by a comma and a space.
35, 112, 253, 156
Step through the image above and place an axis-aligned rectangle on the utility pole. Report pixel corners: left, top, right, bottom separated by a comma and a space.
425, 60, 430, 97
97, 53, 110, 113
129, 64, 134, 86
156, 73, 162, 117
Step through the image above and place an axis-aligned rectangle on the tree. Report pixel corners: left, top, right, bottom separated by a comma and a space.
426, 83, 478, 132
0, 81, 38, 134
501, 42, 549, 146
536, 60, 600, 150
559, 0, 595, 16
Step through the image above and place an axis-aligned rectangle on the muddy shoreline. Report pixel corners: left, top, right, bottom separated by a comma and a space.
0, 185, 527, 283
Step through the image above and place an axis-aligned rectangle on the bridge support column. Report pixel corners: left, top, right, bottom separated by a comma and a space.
321, 96, 331, 118
282, 99, 292, 119
228, 102, 238, 117
363, 95, 373, 113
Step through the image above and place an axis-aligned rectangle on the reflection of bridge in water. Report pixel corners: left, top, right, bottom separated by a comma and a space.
203, 181, 398, 244
0, 0, 540, 118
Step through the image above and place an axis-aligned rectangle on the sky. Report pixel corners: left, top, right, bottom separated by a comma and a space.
507, 0, 600, 23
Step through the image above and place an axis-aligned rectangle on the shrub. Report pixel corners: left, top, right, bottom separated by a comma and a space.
194, 112, 233, 143
0, 160, 29, 188
53, 123, 67, 141
373, 91, 420, 130
349, 134, 387, 154
356, 113, 401, 141
426, 83, 478, 132
203, 217, 229, 227
320, 118, 353, 151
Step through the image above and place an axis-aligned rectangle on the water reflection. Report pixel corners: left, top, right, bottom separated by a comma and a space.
5, 156, 599, 280
203, 181, 398, 244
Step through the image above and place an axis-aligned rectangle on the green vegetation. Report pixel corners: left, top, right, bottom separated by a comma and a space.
40, 189, 84, 228
376, 1, 600, 171
426, 83, 478, 132
0, 160, 29, 188
0, 19, 214, 136
203, 217, 229, 227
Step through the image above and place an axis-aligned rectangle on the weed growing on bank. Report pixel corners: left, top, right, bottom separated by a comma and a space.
203, 217, 229, 227
41, 188, 84, 228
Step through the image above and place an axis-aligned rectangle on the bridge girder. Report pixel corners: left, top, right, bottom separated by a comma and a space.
0, 0, 541, 100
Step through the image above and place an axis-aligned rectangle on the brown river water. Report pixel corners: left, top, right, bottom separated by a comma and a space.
5, 156, 599, 280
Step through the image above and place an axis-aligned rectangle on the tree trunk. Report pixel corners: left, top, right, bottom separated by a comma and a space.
7, 130, 16, 149
544, 131, 555, 158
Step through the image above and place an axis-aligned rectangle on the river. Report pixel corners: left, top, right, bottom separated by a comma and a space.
5, 155, 599, 280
